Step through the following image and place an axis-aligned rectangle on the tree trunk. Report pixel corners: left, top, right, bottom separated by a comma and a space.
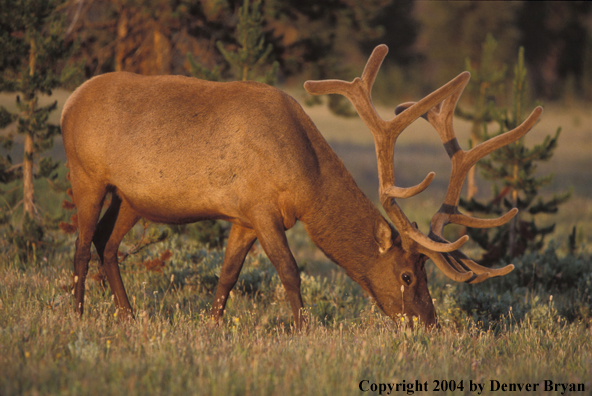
466, 165, 478, 201
23, 38, 37, 219
466, 81, 491, 203
508, 164, 519, 257
153, 28, 171, 75
115, 8, 129, 72
23, 130, 36, 218
466, 121, 481, 203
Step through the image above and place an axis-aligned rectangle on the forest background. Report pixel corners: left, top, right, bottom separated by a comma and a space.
60, 0, 592, 102
63, 0, 592, 100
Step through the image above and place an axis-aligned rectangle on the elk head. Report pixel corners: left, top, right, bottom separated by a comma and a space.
304, 45, 543, 327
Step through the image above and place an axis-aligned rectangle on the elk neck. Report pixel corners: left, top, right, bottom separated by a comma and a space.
298, 128, 395, 282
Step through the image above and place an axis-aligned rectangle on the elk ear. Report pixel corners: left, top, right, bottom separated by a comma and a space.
374, 218, 393, 254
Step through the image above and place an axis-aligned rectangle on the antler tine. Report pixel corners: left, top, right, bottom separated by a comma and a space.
380, 196, 469, 252
443, 250, 513, 284
428, 231, 513, 284
463, 106, 543, 171
303, 44, 388, 99
389, 72, 471, 145
360, 44, 389, 93
417, 247, 475, 283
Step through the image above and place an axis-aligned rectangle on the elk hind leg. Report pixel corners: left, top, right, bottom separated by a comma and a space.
98, 194, 140, 319
211, 224, 257, 323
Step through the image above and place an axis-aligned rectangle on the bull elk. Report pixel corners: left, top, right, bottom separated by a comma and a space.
61, 44, 542, 328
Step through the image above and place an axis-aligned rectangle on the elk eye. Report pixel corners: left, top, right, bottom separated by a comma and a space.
401, 273, 412, 286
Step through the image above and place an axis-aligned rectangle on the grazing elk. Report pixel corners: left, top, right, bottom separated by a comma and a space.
61, 44, 542, 328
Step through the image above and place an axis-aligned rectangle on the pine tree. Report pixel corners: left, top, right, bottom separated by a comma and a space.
186, 55, 223, 82
456, 34, 507, 201
187, 0, 278, 85
0, 0, 82, 229
460, 46, 572, 263
217, 0, 278, 84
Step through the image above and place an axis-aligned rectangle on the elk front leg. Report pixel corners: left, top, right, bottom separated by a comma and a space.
70, 179, 107, 316
252, 216, 305, 330
211, 224, 257, 323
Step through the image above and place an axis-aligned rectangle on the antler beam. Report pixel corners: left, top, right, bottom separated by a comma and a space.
305, 44, 543, 284
396, 75, 543, 283
305, 45, 471, 254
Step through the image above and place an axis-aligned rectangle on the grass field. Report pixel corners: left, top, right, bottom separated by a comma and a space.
1, 232, 591, 396
1, 88, 592, 395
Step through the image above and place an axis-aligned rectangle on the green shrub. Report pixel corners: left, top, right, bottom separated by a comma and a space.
127, 235, 371, 324
437, 244, 591, 328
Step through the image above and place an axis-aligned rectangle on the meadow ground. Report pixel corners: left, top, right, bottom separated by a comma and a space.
1, 90, 591, 395
1, 233, 591, 396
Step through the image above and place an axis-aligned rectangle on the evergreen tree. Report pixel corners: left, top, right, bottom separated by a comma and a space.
456, 34, 507, 201
460, 46, 572, 263
187, 0, 278, 85
0, 0, 82, 229
217, 0, 278, 84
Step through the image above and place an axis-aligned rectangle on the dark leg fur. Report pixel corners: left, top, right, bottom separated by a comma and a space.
95, 194, 140, 319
